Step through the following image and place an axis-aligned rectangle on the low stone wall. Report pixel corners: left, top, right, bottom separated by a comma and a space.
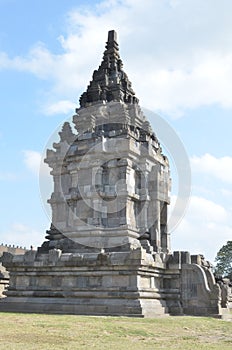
0, 269, 9, 298
0, 244, 28, 297
181, 263, 220, 316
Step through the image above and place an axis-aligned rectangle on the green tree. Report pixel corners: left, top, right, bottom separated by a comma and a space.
214, 241, 232, 279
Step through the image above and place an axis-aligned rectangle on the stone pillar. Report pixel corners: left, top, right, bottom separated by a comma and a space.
54, 173, 61, 194
67, 200, 75, 228
160, 202, 170, 252
139, 168, 149, 232
94, 166, 102, 187
92, 198, 102, 226
125, 160, 134, 195
70, 170, 78, 188
153, 200, 161, 252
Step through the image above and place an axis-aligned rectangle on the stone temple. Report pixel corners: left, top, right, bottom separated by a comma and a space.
0, 31, 231, 317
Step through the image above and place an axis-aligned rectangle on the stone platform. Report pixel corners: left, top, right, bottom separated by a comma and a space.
0, 245, 224, 317
0, 247, 174, 316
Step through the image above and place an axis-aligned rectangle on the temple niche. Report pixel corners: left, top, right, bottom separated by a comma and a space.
0, 31, 231, 318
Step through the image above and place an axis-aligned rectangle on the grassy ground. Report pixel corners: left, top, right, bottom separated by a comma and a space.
0, 313, 231, 350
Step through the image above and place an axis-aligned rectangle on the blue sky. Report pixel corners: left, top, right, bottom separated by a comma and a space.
0, 0, 232, 262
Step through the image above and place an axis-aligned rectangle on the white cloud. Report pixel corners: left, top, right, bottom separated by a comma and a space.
0, 223, 43, 249
191, 153, 232, 184
43, 100, 76, 116
188, 196, 228, 222
0, 44, 55, 78
1, 1, 232, 115
171, 153, 232, 262
23, 150, 41, 174
23, 150, 49, 177
221, 188, 232, 197
135, 53, 232, 116
172, 195, 232, 263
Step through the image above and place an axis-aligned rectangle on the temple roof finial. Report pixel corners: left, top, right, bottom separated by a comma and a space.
107, 30, 117, 45
79, 30, 139, 108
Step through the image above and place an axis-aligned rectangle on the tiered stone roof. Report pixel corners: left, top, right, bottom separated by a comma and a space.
79, 30, 139, 107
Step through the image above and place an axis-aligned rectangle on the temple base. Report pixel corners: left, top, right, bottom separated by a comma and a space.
0, 246, 225, 317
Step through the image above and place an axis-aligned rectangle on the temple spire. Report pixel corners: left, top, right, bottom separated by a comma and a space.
79, 30, 139, 107
108, 29, 117, 44
106, 30, 118, 50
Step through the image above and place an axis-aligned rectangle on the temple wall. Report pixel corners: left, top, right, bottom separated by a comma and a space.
180, 263, 220, 316
0, 244, 28, 297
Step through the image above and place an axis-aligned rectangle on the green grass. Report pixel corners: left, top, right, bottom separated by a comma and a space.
0, 313, 231, 350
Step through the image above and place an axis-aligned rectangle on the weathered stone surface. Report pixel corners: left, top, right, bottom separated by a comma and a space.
0, 246, 182, 316
0, 244, 28, 297
0, 30, 231, 318
79, 30, 139, 108
181, 263, 220, 316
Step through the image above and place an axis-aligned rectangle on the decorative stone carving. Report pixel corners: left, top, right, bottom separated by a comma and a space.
79, 30, 139, 108
0, 30, 229, 319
